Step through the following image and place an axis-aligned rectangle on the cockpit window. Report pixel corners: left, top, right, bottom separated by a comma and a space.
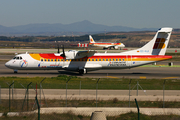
13, 56, 23, 60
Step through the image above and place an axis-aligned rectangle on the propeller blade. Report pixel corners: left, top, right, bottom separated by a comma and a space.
57, 45, 59, 53
60, 45, 66, 57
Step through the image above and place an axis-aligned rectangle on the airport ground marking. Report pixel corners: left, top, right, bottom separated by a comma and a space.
162, 77, 179, 79
141, 65, 180, 67
140, 76, 146, 79
106, 76, 119, 79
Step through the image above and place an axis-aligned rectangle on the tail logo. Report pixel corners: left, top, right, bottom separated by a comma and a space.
153, 38, 166, 49
90, 38, 94, 43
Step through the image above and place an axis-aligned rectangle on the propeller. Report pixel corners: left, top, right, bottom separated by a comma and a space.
60, 45, 66, 57
57, 44, 60, 53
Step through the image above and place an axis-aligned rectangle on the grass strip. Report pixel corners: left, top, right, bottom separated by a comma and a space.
0, 75, 180, 90
1, 112, 180, 120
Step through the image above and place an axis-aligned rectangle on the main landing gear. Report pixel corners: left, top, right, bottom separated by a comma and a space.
79, 69, 87, 75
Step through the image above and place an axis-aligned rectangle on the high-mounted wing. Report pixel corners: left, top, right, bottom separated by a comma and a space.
64, 50, 96, 59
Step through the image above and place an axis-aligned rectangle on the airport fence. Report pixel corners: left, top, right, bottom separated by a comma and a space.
0, 78, 180, 119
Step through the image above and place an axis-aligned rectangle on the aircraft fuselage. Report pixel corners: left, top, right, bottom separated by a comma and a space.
5, 53, 172, 73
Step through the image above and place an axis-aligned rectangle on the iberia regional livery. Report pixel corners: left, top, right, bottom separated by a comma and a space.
89, 35, 125, 49
5, 28, 172, 74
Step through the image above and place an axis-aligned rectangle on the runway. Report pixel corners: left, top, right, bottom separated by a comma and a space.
0, 61, 180, 79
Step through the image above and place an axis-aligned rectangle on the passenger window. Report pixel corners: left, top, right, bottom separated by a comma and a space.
48, 59, 50, 62
99, 59, 101, 61
51, 59, 53, 62
106, 59, 108, 61
119, 59, 121, 61
41, 59, 43, 62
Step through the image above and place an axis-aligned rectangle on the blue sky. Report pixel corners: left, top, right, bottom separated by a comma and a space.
0, 0, 180, 28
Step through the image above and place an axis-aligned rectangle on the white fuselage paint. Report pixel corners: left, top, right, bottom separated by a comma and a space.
5, 53, 169, 72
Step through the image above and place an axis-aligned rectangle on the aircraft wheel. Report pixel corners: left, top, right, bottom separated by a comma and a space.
14, 70, 18, 73
79, 69, 84, 75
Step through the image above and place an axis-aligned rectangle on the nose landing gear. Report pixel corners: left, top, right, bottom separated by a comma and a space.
14, 69, 18, 73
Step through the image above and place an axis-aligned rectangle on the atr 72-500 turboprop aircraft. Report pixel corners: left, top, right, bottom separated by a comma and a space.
89, 35, 125, 49
5, 28, 172, 75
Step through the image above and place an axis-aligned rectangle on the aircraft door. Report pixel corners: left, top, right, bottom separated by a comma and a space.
55, 59, 58, 66
126, 55, 132, 67
55, 58, 61, 68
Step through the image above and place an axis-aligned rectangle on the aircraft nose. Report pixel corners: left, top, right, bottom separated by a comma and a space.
5, 61, 10, 68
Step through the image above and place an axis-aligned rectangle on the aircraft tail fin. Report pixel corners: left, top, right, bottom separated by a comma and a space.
89, 35, 96, 43
121, 27, 173, 55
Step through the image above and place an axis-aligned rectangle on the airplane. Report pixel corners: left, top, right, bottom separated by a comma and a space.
89, 35, 125, 49
5, 27, 172, 75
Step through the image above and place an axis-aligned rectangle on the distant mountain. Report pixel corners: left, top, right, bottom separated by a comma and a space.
0, 20, 157, 36
0, 25, 16, 33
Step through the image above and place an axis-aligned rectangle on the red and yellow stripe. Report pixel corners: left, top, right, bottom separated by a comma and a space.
30, 53, 172, 62
89, 43, 121, 45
